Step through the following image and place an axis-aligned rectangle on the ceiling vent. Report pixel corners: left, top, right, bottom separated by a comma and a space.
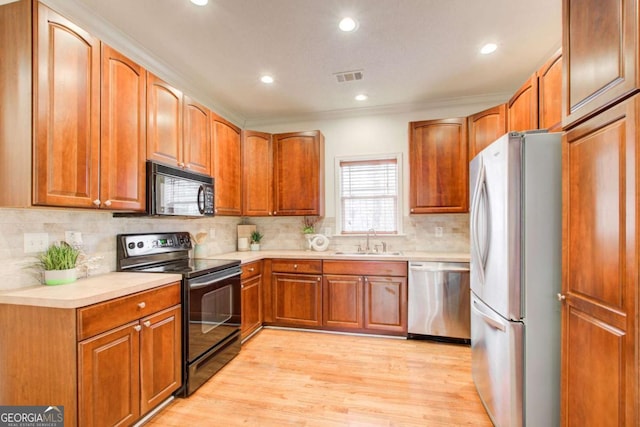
334, 70, 363, 83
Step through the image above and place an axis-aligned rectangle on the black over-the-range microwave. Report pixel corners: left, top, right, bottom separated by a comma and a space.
144, 160, 215, 217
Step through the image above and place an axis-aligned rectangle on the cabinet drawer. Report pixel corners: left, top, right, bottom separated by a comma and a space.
77, 282, 181, 340
241, 261, 263, 279
270, 259, 322, 274
323, 260, 407, 277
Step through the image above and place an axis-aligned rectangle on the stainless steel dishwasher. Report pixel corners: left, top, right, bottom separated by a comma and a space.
408, 261, 471, 343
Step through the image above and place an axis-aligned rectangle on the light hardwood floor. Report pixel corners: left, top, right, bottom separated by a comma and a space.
147, 329, 492, 426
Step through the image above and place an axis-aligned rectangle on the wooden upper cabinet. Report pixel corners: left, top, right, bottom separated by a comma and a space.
563, 0, 638, 129
242, 130, 273, 216
33, 3, 101, 208
147, 72, 183, 167
272, 130, 325, 216
561, 94, 638, 426
409, 118, 468, 214
100, 44, 147, 211
183, 96, 211, 175
212, 114, 241, 215
468, 104, 506, 160
537, 48, 563, 131
508, 74, 538, 132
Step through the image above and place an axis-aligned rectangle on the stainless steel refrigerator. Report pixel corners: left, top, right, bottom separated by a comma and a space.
469, 131, 561, 427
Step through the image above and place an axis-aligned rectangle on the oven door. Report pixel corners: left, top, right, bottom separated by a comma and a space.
186, 268, 241, 363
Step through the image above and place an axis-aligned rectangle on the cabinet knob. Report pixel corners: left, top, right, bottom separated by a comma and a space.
317, 277, 320, 282
143, 320, 151, 328
269, 212, 273, 216
241, 284, 244, 289
557, 293, 566, 301
293, 264, 298, 269
363, 276, 368, 283
249, 267, 255, 272
92, 199, 101, 206
133, 325, 142, 332
104, 200, 112, 207
273, 211, 277, 215
178, 162, 185, 167
138, 302, 146, 309
410, 208, 414, 213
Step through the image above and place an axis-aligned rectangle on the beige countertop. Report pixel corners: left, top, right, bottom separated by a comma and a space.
0, 272, 182, 309
211, 249, 470, 264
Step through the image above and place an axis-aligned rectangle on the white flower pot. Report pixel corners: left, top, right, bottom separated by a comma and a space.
44, 268, 77, 286
250, 243, 260, 251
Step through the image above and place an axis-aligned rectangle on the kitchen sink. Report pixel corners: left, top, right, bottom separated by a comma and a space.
333, 251, 404, 256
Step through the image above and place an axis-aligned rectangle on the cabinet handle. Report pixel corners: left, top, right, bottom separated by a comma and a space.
293, 264, 298, 269
269, 212, 273, 216
557, 293, 566, 301
178, 162, 185, 167
273, 211, 277, 215
138, 302, 146, 309
143, 320, 151, 327
92, 199, 101, 206
249, 267, 255, 272
410, 208, 414, 213
363, 276, 368, 283
241, 284, 244, 289
317, 277, 320, 282
133, 325, 142, 332
104, 200, 112, 207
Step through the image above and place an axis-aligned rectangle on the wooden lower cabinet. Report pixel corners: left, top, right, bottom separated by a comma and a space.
561, 95, 638, 426
0, 282, 182, 427
241, 261, 263, 339
323, 261, 408, 336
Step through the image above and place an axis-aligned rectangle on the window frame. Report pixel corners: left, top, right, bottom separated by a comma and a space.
334, 153, 403, 236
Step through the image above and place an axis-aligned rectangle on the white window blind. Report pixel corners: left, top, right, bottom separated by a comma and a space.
339, 158, 399, 234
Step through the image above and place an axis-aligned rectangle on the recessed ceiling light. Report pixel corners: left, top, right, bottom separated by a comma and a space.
355, 94, 368, 101
480, 43, 497, 54
339, 17, 358, 32
190, 0, 208, 5
260, 75, 274, 84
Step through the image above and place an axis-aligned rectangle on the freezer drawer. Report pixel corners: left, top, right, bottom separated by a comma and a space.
408, 262, 470, 340
471, 292, 523, 427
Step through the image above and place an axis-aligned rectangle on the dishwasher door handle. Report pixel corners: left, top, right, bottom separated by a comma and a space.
409, 265, 470, 273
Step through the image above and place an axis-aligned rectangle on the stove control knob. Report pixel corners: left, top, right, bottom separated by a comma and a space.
128, 242, 135, 250
137, 241, 144, 248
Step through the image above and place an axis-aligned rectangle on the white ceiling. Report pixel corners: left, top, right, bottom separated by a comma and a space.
42, 0, 562, 127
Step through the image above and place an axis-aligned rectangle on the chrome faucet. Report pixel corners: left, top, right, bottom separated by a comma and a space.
366, 228, 376, 252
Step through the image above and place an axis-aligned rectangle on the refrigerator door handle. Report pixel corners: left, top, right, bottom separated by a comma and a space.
471, 160, 488, 284
472, 298, 506, 332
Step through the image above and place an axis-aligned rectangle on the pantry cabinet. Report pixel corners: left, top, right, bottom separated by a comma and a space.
561, 94, 638, 427
323, 260, 407, 336
32, 2, 101, 208
272, 130, 325, 216
241, 261, 263, 340
409, 118, 468, 213
264, 259, 323, 327
242, 130, 273, 216
212, 114, 242, 215
562, 0, 638, 129
468, 104, 506, 160
507, 74, 538, 132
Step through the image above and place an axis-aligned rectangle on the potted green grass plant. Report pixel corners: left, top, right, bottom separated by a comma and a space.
250, 230, 263, 251
38, 241, 80, 285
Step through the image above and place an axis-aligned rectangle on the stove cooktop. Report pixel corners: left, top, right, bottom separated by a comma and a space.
134, 258, 240, 278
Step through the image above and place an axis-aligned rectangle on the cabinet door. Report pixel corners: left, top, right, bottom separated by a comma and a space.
507, 74, 538, 132
409, 118, 468, 213
78, 322, 140, 427
537, 48, 563, 131
140, 305, 182, 415
272, 273, 322, 327
212, 114, 242, 215
183, 96, 211, 175
561, 95, 638, 426
272, 130, 325, 216
323, 274, 363, 330
241, 274, 263, 339
242, 130, 273, 216
563, 0, 638, 128
147, 72, 183, 166
468, 104, 506, 160
363, 275, 407, 335
100, 44, 146, 211
33, 3, 100, 208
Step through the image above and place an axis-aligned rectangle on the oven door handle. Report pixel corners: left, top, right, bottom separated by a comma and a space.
189, 269, 241, 289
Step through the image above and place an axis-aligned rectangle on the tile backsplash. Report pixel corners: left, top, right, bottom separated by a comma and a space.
0, 208, 468, 290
